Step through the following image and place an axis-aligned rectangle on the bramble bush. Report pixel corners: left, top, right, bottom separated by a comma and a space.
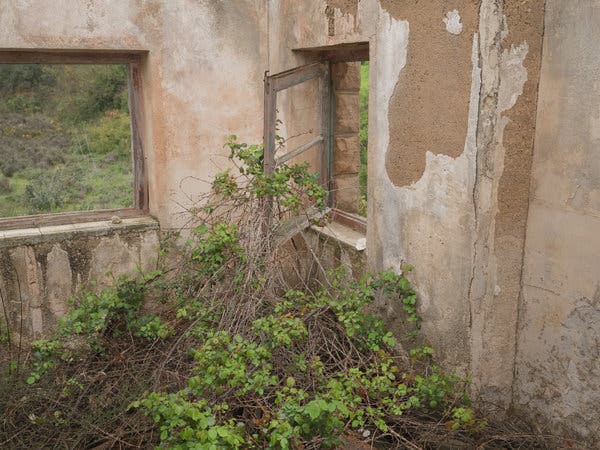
6, 136, 557, 450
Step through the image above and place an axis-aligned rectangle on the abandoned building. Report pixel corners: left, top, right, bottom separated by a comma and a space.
0, 0, 599, 445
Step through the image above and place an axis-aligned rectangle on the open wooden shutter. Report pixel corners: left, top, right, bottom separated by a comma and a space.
263, 62, 332, 190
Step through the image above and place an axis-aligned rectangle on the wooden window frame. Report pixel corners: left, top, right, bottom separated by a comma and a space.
281, 44, 369, 235
264, 59, 368, 235
0, 51, 149, 231
263, 62, 331, 189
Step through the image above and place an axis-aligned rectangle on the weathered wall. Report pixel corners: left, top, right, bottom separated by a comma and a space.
3, 0, 600, 443
302, 223, 366, 281
0, 219, 159, 340
0, 0, 267, 337
269, 0, 476, 373
0, 0, 267, 229
370, 0, 480, 376
514, 0, 600, 443
469, 0, 545, 408
270, 0, 553, 420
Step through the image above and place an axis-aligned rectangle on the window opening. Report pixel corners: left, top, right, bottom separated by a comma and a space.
264, 62, 331, 215
264, 49, 369, 234
328, 58, 369, 232
0, 53, 146, 229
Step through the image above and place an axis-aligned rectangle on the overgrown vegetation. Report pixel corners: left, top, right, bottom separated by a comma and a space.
0, 137, 561, 449
0, 64, 132, 217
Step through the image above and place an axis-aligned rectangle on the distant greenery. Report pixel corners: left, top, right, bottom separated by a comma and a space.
0, 64, 132, 218
359, 62, 369, 216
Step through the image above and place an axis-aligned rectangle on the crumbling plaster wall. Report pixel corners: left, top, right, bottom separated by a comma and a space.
4, 0, 599, 442
0, 0, 268, 229
0, 0, 268, 337
514, 0, 600, 443
0, 219, 159, 340
270, 0, 544, 412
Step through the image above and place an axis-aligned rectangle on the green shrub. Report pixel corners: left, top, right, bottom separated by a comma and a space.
56, 64, 129, 123
0, 64, 56, 95
0, 175, 11, 194
72, 110, 131, 156
0, 64, 133, 217
8, 137, 493, 449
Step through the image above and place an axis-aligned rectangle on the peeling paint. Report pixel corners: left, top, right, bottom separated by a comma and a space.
370, 4, 480, 372
2, 1, 599, 443
381, 0, 479, 187
468, 0, 538, 409
444, 10, 463, 35
514, 1, 600, 442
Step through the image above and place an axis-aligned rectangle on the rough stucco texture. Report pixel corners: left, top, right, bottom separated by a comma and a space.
468, 0, 546, 408
0, 224, 159, 340
0, 0, 267, 229
493, 0, 545, 331
514, 0, 600, 444
367, 3, 480, 375
381, 0, 479, 187
326, 0, 358, 17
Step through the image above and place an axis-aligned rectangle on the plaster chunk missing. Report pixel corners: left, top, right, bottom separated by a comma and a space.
444, 10, 463, 35
383, 0, 478, 187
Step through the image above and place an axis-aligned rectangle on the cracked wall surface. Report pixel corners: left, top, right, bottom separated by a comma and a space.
0, 220, 159, 340
380, 0, 479, 187
469, 0, 545, 409
0, 0, 267, 230
269, 6, 593, 441
514, 0, 600, 443
0, 0, 267, 342
2, 0, 600, 444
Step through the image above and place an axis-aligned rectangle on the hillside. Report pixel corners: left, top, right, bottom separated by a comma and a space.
0, 64, 133, 218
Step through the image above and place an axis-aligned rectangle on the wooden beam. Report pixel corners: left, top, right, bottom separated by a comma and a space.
128, 60, 149, 212
0, 50, 144, 64
275, 135, 323, 166
270, 62, 328, 92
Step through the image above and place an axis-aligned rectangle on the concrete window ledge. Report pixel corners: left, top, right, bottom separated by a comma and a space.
310, 221, 366, 251
0, 216, 159, 249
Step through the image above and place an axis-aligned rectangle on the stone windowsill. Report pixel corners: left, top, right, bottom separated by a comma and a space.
0, 216, 159, 248
310, 221, 366, 251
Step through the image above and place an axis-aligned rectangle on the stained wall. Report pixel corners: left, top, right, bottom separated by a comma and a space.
0, 218, 159, 339
1, 0, 599, 444
0, 0, 268, 338
269, 0, 535, 402
0, 0, 268, 229
514, 0, 600, 443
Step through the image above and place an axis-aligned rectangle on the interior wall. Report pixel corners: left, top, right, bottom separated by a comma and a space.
0, 219, 159, 340
270, 2, 565, 422
0, 0, 268, 341
514, 1, 600, 443
3, 0, 600, 443
0, 0, 268, 230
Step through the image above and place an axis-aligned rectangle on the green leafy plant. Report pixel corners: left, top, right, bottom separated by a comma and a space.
26, 340, 61, 385
5, 137, 505, 449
